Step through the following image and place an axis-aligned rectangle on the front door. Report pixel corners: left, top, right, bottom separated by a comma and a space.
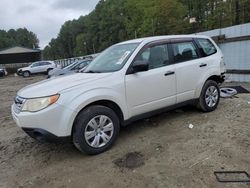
125, 43, 176, 117
30, 62, 41, 73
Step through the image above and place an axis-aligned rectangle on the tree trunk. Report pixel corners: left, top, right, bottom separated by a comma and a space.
235, 0, 240, 24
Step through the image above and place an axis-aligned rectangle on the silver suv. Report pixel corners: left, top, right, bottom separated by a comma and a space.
17, 61, 57, 77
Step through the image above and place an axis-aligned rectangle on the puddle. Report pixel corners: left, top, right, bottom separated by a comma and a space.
113, 152, 145, 169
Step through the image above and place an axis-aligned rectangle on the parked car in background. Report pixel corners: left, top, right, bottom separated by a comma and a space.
17, 61, 57, 77
0, 65, 8, 77
12, 35, 225, 155
48, 59, 92, 78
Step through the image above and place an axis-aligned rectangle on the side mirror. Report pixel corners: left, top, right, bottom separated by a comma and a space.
132, 60, 149, 73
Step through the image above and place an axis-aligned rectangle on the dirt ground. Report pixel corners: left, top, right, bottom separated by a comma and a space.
0, 75, 250, 188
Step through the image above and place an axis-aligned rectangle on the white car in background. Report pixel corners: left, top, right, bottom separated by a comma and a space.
0, 65, 8, 77
17, 61, 57, 77
12, 35, 225, 154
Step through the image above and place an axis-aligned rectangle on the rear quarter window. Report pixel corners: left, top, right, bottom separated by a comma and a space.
196, 38, 217, 56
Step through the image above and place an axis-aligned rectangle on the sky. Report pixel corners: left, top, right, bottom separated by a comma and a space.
0, 0, 100, 49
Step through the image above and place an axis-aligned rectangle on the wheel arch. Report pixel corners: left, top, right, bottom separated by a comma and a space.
205, 75, 224, 84
195, 72, 223, 98
22, 70, 31, 77
85, 100, 124, 123
71, 99, 125, 136
23, 70, 31, 73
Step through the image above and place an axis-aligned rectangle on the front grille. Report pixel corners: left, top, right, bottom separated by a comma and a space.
14, 96, 25, 113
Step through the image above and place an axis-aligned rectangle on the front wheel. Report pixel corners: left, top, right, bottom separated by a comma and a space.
23, 71, 30, 78
47, 68, 53, 75
73, 105, 120, 155
197, 80, 220, 112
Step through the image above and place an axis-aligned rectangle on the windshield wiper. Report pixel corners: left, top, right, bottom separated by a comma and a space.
84, 70, 102, 73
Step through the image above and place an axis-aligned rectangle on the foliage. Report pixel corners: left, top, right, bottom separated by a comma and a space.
43, 0, 250, 60
0, 28, 39, 50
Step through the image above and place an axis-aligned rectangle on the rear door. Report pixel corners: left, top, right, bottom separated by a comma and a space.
125, 42, 177, 117
170, 39, 209, 103
37, 62, 46, 73
39, 62, 52, 73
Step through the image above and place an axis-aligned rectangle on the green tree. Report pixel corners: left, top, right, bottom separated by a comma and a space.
74, 33, 88, 56
43, 0, 250, 60
0, 28, 39, 50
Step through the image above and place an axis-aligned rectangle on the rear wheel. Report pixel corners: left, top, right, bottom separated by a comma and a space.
197, 80, 220, 112
73, 105, 120, 155
23, 71, 30, 78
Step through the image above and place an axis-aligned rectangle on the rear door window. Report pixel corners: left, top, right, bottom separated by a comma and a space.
42, 62, 51, 66
38, 62, 46, 66
196, 38, 217, 56
172, 41, 198, 63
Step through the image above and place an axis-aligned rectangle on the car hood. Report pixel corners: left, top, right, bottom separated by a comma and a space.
49, 68, 71, 76
18, 73, 112, 98
18, 66, 29, 71
48, 68, 61, 75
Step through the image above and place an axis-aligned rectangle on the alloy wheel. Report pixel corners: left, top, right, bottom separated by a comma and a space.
205, 86, 219, 107
84, 115, 114, 148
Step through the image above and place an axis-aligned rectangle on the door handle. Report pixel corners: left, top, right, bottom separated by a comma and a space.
200, 63, 207, 67
164, 71, 175, 76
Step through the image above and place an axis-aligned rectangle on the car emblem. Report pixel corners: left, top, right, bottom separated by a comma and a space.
14, 96, 25, 110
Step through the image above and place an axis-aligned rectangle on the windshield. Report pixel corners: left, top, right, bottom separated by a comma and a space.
63, 61, 79, 70
64, 60, 91, 70
84, 43, 139, 73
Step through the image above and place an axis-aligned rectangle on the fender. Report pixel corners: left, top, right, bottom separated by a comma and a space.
194, 66, 222, 98
61, 88, 128, 135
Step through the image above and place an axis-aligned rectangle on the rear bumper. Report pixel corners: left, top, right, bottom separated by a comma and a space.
220, 72, 226, 83
22, 128, 70, 142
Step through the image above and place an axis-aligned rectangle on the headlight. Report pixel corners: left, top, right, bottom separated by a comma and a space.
22, 94, 59, 112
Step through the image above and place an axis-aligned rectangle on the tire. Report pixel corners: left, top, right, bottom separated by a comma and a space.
47, 68, 53, 75
23, 71, 30, 78
72, 105, 120, 155
197, 80, 220, 112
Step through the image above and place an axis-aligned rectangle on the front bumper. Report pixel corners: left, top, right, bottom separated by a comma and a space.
17, 70, 23, 76
22, 128, 70, 142
11, 102, 77, 139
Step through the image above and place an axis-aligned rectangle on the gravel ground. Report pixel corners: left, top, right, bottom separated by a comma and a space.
0, 75, 250, 188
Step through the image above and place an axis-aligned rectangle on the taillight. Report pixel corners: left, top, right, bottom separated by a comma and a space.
220, 57, 226, 73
